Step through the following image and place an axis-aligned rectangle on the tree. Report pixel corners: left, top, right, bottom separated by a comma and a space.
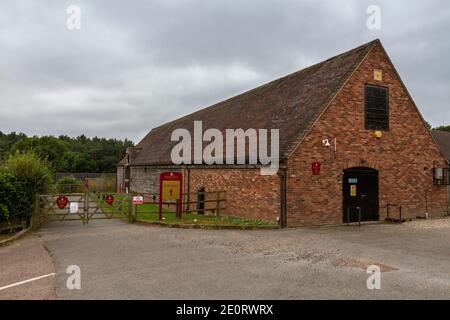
10, 136, 69, 171
434, 125, 450, 133
0, 131, 27, 161
0, 132, 134, 173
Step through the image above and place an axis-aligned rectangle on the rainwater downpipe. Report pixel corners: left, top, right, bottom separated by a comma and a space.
278, 168, 287, 228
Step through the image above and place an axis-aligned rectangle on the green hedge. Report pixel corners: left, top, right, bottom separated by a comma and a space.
0, 150, 53, 224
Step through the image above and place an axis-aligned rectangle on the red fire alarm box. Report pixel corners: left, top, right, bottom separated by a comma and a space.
312, 162, 321, 175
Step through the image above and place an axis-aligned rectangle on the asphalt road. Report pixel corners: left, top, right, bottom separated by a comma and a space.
1, 218, 450, 299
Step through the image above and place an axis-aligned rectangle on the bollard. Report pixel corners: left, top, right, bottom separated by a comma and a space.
358, 207, 362, 227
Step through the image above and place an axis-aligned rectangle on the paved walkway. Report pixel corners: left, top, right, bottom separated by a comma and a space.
0, 234, 55, 299
1, 218, 450, 299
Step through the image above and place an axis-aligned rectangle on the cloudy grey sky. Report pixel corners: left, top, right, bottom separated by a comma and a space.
0, 0, 449, 143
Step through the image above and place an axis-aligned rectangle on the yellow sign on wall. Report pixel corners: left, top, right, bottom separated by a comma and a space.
374, 130, 382, 139
162, 180, 181, 200
350, 185, 357, 197
374, 69, 383, 81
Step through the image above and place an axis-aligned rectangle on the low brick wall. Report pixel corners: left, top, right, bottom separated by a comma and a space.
186, 168, 280, 223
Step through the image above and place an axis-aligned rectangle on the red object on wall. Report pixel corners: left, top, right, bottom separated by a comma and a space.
56, 196, 69, 209
312, 162, 321, 175
105, 195, 114, 206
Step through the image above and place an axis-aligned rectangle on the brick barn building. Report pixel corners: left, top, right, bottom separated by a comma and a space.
117, 39, 449, 227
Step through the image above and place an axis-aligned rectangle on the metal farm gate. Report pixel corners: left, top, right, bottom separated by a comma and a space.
32, 191, 132, 227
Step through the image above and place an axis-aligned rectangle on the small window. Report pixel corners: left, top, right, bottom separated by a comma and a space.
365, 85, 389, 131
433, 167, 450, 186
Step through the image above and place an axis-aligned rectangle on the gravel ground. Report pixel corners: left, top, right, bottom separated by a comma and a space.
0, 217, 449, 299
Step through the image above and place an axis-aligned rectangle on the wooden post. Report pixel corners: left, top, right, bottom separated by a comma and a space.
84, 190, 88, 224
176, 199, 180, 219
130, 203, 137, 223
31, 195, 40, 231
358, 207, 362, 227
216, 191, 221, 217
128, 193, 134, 222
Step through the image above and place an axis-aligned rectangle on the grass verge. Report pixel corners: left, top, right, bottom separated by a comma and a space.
93, 194, 277, 227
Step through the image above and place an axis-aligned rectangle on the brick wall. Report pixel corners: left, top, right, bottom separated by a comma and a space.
286, 43, 448, 226
186, 168, 280, 223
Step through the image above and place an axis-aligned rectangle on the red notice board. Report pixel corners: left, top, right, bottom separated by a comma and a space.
159, 172, 183, 220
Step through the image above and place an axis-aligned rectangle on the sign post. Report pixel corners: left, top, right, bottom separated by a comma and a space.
159, 172, 183, 220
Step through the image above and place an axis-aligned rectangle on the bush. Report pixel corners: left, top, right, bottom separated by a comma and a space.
0, 203, 8, 222
0, 171, 23, 224
56, 176, 82, 193
57, 176, 82, 185
0, 150, 53, 224
0, 172, 14, 222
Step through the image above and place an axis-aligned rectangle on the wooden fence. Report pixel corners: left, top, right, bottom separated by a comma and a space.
183, 191, 226, 216
133, 191, 226, 216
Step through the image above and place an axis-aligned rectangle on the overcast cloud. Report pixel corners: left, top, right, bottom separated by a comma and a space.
0, 0, 449, 143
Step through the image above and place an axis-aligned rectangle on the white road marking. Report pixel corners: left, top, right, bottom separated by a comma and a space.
0, 273, 56, 291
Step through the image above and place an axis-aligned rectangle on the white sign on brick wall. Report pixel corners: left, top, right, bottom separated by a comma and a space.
133, 196, 144, 205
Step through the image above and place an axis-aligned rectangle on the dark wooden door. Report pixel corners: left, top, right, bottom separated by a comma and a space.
124, 166, 131, 192
197, 186, 205, 215
343, 167, 379, 223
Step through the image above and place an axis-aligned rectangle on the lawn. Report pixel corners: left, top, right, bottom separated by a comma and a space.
92, 193, 276, 227
136, 209, 276, 226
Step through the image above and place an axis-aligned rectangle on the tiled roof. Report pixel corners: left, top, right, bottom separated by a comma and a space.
131, 40, 379, 166
432, 130, 450, 161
